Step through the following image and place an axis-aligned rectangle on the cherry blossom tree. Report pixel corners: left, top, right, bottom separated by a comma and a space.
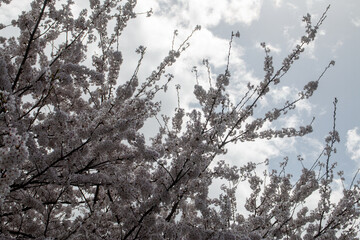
0, 0, 359, 239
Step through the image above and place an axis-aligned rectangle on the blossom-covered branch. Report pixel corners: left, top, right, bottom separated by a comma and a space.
0, 1, 358, 239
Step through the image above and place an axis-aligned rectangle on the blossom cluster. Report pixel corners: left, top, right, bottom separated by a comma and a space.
0, 1, 358, 239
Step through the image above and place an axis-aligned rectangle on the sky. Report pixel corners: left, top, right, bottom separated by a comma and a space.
112, 0, 360, 210
120, 0, 360, 181
1, 0, 359, 210
120, 0, 360, 217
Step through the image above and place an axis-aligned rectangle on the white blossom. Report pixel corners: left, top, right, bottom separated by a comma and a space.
0, 1, 357, 239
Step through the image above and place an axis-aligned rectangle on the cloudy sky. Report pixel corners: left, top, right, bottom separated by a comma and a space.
120, 0, 360, 214
119, 0, 360, 181
1, 0, 359, 204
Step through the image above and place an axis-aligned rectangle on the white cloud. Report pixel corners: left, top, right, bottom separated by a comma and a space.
305, 0, 325, 10
149, 0, 263, 28
273, 0, 282, 8
351, 17, 360, 27
0, 1, 31, 23
296, 98, 313, 113
268, 85, 313, 115
272, 0, 300, 10
227, 140, 280, 165
286, 3, 298, 10
270, 86, 291, 103
281, 114, 300, 128
346, 127, 360, 160
331, 40, 344, 53
305, 0, 314, 9
175, 0, 226, 28
223, 0, 263, 25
